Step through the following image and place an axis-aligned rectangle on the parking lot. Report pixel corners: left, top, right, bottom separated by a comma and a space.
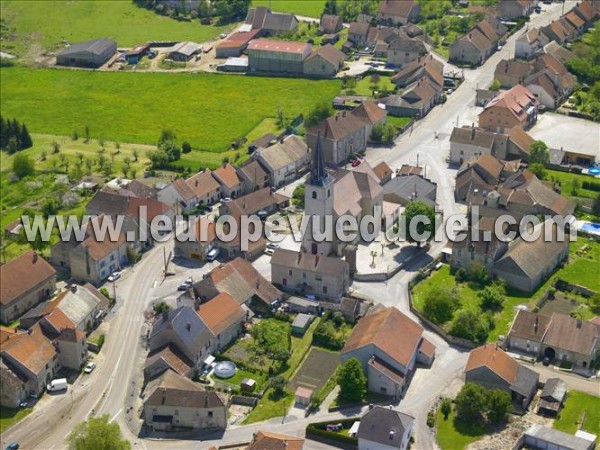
530, 112, 600, 159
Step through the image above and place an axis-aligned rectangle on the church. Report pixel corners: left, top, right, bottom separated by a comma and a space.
301, 135, 395, 257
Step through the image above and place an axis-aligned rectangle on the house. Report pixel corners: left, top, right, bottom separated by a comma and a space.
291, 313, 313, 336
0, 324, 59, 398
219, 187, 288, 220
342, 306, 435, 398
56, 38, 116, 68
157, 178, 198, 212
387, 37, 427, 68
505, 309, 551, 357
541, 20, 576, 44
0, 360, 27, 408
0, 251, 56, 324
143, 369, 227, 432
498, 0, 535, 19
543, 41, 575, 65
168, 41, 202, 61
383, 76, 440, 118
248, 39, 311, 74
538, 377, 567, 415
148, 306, 213, 366
271, 249, 350, 301
450, 126, 507, 165
391, 55, 444, 89
348, 22, 372, 46
237, 160, 269, 193
319, 14, 343, 35
563, 10, 587, 35
197, 292, 245, 352
306, 101, 387, 166
357, 406, 414, 450
377, 0, 421, 26
454, 153, 506, 200
494, 59, 534, 88
245, 7, 299, 36
215, 30, 261, 58
465, 344, 539, 409
383, 175, 437, 207
522, 425, 596, 450
51, 327, 87, 371
303, 44, 346, 78
192, 258, 282, 311
478, 84, 539, 132
249, 133, 277, 152
254, 135, 310, 187
525, 53, 577, 109
186, 169, 221, 205
493, 219, 569, 293
572, 0, 599, 27
294, 385, 313, 406
449, 19, 506, 66
246, 431, 305, 450
144, 344, 194, 381
50, 215, 129, 285
213, 163, 243, 199
373, 161, 393, 185
515, 28, 551, 60
20, 283, 107, 333
174, 217, 216, 261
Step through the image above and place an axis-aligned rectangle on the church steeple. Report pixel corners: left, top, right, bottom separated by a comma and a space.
309, 132, 329, 186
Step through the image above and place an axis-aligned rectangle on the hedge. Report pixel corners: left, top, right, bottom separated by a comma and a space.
306, 418, 360, 447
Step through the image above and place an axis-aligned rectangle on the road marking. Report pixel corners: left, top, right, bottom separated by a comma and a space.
109, 408, 123, 423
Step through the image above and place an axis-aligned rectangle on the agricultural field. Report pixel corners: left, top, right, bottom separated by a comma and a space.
251, 0, 327, 18
288, 348, 340, 392
0, 0, 230, 58
0, 67, 340, 160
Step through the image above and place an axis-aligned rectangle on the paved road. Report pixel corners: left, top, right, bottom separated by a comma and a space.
0, 3, 580, 449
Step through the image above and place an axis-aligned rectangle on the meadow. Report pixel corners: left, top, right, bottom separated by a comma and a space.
251, 0, 327, 18
0, 0, 230, 57
0, 67, 340, 155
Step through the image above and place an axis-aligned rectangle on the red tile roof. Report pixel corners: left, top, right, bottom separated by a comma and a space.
1, 324, 56, 375
465, 344, 518, 385
197, 292, 245, 336
213, 163, 242, 190
248, 39, 311, 54
1, 251, 56, 307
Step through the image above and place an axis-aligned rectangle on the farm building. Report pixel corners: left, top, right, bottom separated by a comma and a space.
168, 42, 202, 61
215, 30, 261, 58
56, 38, 117, 68
125, 44, 150, 64
248, 39, 311, 74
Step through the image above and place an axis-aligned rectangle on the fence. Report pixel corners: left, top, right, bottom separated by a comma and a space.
231, 395, 258, 407
555, 279, 597, 297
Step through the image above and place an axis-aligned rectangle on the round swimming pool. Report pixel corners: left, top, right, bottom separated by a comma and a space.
213, 361, 236, 379
589, 166, 600, 176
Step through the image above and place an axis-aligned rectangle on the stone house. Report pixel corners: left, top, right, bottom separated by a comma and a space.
254, 135, 310, 187
185, 169, 221, 205
358, 407, 414, 450
245, 7, 298, 36
157, 178, 198, 213
377, 0, 421, 26
478, 85, 539, 132
196, 292, 245, 352
498, 0, 535, 19
174, 217, 216, 261
515, 28, 550, 60
0, 251, 56, 324
318, 14, 343, 35
271, 249, 350, 301
237, 160, 269, 193
387, 37, 427, 68
212, 163, 243, 199
449, 19, 506, 66
303, 44, 346, 78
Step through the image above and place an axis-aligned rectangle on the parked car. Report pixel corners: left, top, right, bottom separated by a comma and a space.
205, 205, 213, 213
177, 279, 193, 291
266, 242, 280, 250
5, 442, 19, 450
47, 378, 68, 392
107, 271, 121, 282
264, 248, 275, 256
534, 5, 542, 12
18, 401, 27, 409
207, 248, 220, 262
84, 362, 96, 374
351, 158, 362, 167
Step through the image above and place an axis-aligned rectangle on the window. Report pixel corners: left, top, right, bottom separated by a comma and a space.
303, 272, 307, 279
288, 269, 292, 276
174, 409, 179, 415
323, 286, 328, 294
110, 254, 115, 261
327, 189, 331, 198
316, 274, 322, 281
312, 191, 317, 199
208, 411, 213, 418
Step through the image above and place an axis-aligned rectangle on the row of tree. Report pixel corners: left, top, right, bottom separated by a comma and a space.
0, 115, 33, 153
134, 0, 250, 23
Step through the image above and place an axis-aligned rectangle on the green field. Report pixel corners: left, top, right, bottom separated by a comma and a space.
252, 0, 326, 18
560, 239, 600, 291
547, 169, 599, 201
0, 67, 340, 155
436, 408, 489, 450
0, 0, 230, 57
554, 391, 600, 436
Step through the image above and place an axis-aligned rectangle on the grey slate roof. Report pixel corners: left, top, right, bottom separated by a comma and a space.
510, 364, 539, 398
525, 425, 595, 450
58, 38, 116, 57
540, 377, 567, 403
357, 406, 414, 447
144, 369, 225, 409
271, 249, 348, 277
383, 175, 437, 206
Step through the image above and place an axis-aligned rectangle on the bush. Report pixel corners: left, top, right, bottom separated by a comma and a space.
96, 334, 106, 350
450, 309, 491, 343
422, 285, 460, 324
182, 141, 192, 153
478, 282, 506, 311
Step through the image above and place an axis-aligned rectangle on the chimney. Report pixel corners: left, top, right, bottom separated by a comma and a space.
186, 322, 191, 332
471, 127, 476, 140
315, 254, 320, 268
534, 315, 539, 333
70, 285, 77, 293
195, 180, 199, 187
297, 252, 302, 264
389, 431, 395, 440
32, 252, 38, 263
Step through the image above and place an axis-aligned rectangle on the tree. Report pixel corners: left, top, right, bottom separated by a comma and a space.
20, 124, 33, 149
529, 162, 546, 180
292, 184, 305, 208
67, 414, 131, 450
42, 196, 60, 218
487, 389, 512, 422
455, 383, 488, 422
402, 200, 436, 247
132, 148, 139, 162
422, 286, 460, 324
13, 153, 34, 178
153, 301, 171, 315
323, 0, 337, 15
529, 140, 549, 165
213, 0, 250, 22
490, 79, 502, 90
337, 357, 366, 403
182, 141, 192, 153
478, 282, 505, 311
271, 375, 287, 394
51, 141, 61, 154
371, 123, 385, 142
71, 129, 79, 141
593, 193, 600, 217
305, 100, 334, 128
450, 309, 491, 343
382, 123, 397, 144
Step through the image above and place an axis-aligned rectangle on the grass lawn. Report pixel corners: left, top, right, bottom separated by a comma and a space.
436, 408, 489, 450
560, 238, 600, 292
547, 169, 598, 200
0, 0, 230, 57
342, 75, 397, 97
252, 0, 326, 18
387, 115, 413, 129
0, 406, 33, 432
243, 388, 293, 424
0, 67, 340, 159
288, 347, 340, 392
211, 368, 267, 391
554, 391, 600, 436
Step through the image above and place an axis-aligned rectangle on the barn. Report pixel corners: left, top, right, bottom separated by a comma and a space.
56, 38, 117, 68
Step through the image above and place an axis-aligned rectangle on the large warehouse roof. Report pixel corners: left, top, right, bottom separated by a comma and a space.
58, 38, 116, 57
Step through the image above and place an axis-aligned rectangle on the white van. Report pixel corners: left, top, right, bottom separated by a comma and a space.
47, 378, 68, 392
206, 248, 220, 262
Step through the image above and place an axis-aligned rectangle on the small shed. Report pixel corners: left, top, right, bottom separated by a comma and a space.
295, 386, 314, 406
169, 41, 202, 61
291, 313, 313, 336
240, 378, 256, 393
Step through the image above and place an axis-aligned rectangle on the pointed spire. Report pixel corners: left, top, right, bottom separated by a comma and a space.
310, 132, 329, 186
